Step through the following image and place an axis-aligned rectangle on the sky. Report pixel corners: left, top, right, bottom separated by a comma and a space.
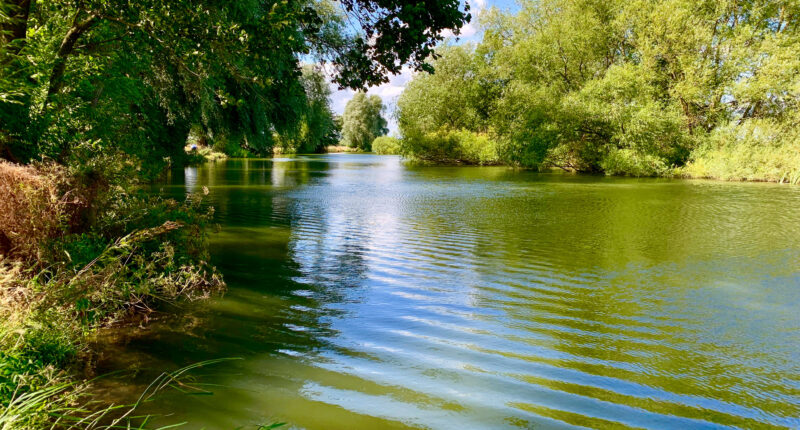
328, 0, 519, 135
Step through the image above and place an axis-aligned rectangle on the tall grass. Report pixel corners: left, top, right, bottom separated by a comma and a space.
1, 358, 242, 430
1, 159, 226, 429
683, 119, 800, 183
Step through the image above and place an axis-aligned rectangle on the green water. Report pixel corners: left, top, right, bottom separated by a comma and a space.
99, 154, 800, 429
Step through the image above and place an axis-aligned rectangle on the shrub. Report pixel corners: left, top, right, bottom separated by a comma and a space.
186, 145, 228, 165
0, 161, 84, 262
401, 129, 500, 165
371, 136, 401, 154
600, 148, 670, 177
0, 164, 225, 428
683, 119, 800, 183
0, 159, 224, 428
212, 136, 251, 158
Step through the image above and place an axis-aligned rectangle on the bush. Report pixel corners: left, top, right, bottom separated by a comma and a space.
371, 136, 401, 154
0, 161, 84, 262
683, 119, 800, 183
186, 145, 228, 165
401, 129, 500, 165
212, 136, 251, 158
600, 148, 670, 177
0, 158, 224, 428
1, 160, 223, 328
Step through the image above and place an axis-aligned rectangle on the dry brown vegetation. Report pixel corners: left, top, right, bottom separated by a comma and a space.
0, 161, 85, 263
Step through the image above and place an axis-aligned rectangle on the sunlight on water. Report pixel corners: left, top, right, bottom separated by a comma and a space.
97, 154, 800, 429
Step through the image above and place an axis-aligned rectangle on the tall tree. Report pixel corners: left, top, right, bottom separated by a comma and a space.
278, 64, 339, 153
398, 0, 800, 176
341, 92, 388, 150
0, 0, 469, 167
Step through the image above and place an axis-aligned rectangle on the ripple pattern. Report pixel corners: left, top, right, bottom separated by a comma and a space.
135, 155, 800, 429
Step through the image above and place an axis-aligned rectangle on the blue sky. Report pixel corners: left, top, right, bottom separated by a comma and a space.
329, 0, 519, 135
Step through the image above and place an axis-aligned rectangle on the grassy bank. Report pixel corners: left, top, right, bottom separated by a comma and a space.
395, 131, 800, 184
0, 160, 224, 428
324, 145, 363, 153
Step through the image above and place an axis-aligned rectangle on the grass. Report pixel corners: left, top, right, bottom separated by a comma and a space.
0, 355, 244, 430
324, 145, 362, 153
0, 159, 226, 429
681, 120, 800, 183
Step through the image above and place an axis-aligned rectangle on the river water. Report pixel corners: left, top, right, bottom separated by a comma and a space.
99, 154, 800, 429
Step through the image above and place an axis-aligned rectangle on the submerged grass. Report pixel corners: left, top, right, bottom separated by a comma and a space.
0, 356, 242, 430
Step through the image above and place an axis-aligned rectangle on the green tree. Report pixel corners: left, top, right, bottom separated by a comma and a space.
398, 0, 800, 178
341, 92, 388, 150
371, 136, 401, 154
0, 0, 470, 166
278, 65, 339, 153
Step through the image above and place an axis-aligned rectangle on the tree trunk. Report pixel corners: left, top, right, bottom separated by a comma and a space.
1, 0, 35, 58
43, 13, 98, 109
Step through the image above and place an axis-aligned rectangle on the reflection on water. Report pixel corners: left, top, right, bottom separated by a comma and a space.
98, 154, 800, 429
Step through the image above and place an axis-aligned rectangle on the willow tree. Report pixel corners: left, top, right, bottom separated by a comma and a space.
398, 0, 800, 178
0, 0, 470, 168
341, 92, 388, 151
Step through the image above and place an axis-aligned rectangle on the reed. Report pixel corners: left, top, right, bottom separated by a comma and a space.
1, 357, 243, 430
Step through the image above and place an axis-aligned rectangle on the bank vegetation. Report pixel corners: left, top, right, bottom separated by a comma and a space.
397, 0, 800, 182
0, 0, 469, 426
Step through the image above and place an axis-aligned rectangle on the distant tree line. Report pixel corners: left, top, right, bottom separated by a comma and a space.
398, 0, 800, 181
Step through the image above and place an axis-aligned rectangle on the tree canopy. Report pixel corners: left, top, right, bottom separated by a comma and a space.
0, 0, 469, 170
398, 0, 800, 179
341, 92, 388, 151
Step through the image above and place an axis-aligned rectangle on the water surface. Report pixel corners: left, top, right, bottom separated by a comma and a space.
100, 154, 800, 429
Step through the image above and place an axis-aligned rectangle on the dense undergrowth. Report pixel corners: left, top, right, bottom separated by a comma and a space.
370, 137, 401, 155
0, 158, 223, 429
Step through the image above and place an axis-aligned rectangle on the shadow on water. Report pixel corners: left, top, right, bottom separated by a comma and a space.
94, 155, 800, 430
92, 156, 406, 429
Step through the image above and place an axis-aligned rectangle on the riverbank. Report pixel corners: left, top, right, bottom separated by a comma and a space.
0, 160, 224, 428
396, 135, 800, 184
324, 145, 363, 153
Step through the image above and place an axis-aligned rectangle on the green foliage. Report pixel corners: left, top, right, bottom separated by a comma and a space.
321, 0, 471, 88
371, 136, 401, 155
397, 0, 800, 181
683, 118, 800, 183
0, 161, 223, 427
401, 130, 500, 165
0, 0, 469, 166
0, 0, 472, 426
600, 148, 670, 177
0, 337, 240, 430
277, 65, 340, 154
341, 92, 388, 151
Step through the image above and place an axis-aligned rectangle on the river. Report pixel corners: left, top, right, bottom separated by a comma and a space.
97, 154, 800, 429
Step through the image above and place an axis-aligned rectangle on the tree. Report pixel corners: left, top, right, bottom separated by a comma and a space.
276, 65, 339, 153
341, 92, 388, 150
0, 0, 470, 167
397, 0, 800, 177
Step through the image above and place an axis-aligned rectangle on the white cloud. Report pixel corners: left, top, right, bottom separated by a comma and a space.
330, 86, 354, 115
442, 21, 477, 38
